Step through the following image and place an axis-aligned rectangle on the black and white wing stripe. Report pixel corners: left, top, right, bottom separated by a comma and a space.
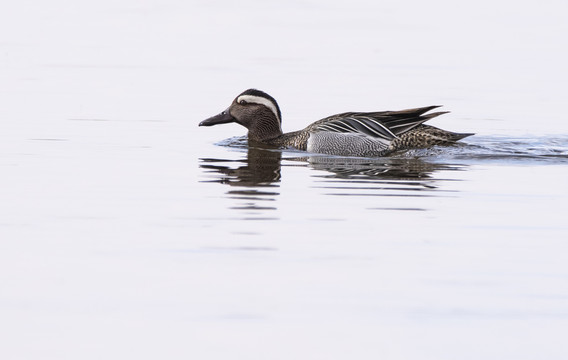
312, 106, 448, 140
314, 116, 398, 141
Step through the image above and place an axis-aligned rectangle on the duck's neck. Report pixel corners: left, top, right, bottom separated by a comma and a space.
246, 115, 283, 143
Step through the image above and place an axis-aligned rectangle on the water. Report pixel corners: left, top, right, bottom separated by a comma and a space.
199, 136, 568, 241
2, 1, 568, 359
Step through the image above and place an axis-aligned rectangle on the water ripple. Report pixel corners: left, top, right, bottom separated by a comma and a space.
216, 134, 568, 164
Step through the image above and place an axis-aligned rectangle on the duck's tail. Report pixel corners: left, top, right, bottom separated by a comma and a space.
392, 125, 474, 150
448, 131, 475, 142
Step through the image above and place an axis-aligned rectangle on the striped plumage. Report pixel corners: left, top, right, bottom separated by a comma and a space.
199, 89, 473, 157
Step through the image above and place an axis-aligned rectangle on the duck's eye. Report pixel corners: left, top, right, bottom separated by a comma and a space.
239, 100, 247, 105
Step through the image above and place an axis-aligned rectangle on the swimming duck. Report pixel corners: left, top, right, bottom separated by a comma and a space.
199, 89, 473, 157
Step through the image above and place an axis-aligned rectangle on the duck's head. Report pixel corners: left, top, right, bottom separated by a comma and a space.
199, 89, 283, 142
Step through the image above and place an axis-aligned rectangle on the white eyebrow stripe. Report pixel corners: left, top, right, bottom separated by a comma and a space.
237, 95, 280, 122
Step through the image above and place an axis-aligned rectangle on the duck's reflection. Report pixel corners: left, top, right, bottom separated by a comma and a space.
200, 146, 282, 187
199, 147, 464, 211
200, 147, 282, 216
307, 155, 464, 180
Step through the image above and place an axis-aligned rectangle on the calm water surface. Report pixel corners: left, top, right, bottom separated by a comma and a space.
198, 135, 568, 241
2, 0, 568, 359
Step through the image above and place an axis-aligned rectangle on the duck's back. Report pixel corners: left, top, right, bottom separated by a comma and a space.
268, 106, 472, 156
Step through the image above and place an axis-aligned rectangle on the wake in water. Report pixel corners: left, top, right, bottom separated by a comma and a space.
203, 135, 568, 183
400, 135, 568, 164
216, 135, 568, 165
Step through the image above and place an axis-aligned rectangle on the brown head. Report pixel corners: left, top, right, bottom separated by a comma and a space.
199, 89, 283, 143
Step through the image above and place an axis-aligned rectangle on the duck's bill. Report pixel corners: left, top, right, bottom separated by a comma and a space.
199, 109, 235, 126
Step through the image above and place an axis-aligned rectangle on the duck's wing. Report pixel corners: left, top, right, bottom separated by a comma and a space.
364, 106, 449, 136
309, 106, 448, 141
313, 115, 399, 141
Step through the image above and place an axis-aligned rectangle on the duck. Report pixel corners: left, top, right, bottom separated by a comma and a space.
199, 89, 473, 157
